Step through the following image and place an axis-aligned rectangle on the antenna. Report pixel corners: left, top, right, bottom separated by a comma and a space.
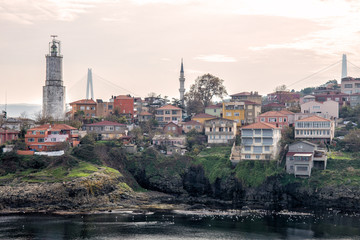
51, 35, 58, 40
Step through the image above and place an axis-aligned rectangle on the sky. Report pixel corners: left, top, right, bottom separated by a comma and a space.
1, 0, 360, 106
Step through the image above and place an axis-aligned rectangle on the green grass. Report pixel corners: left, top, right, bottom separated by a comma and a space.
235, 160, 283, 187
193, 146, 282, 187
327, 151, 354, 160
193, 146, 232, 184
0, 161, 121, 183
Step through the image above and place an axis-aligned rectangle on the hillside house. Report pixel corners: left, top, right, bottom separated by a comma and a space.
286, 141, 327, 177
240, 122, 281, 161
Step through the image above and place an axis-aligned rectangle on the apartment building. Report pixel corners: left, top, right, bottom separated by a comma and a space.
204, 118, 236, 144
230, 91, 262, 104
155, 105, 182, 126
295, 115, 335, 143
25, 124, 79, 151
82, 121, 128, 140
341, 77, 360, 94
222, 101, 261, 129
69, 99, 97, 119
240, 122, 281, 161
258, 110, 295, 128
301, 100, 339, 119
205, 104, 223, 118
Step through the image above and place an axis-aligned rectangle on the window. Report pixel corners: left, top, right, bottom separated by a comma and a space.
255, 129, 261, 135
86, 106, 90, 110
279, 117, 282, 122
265, 146, 270, 151
32, 131, 36, 135
28, 138, 35, 142
165, 117, 171, 121
172, 110, 178, 115
234, 112, 240, 116
335, 97, 339, 102
245, 146, 251, 151
168, 127, 171, 130
156, 117, 163, 121
284, 118, 287, 122
269, 118, 277, 122
260, 118, 265, 122
172, 127, 176, 130
39, 131, 45, 135
195, 126, 200, 129
345, 84, 353, 88
245, 155, 251, 159
51, 138, 56, 142
256, 155, 260, 159
313, 106, 320, 109
226, 112, 232, 116
255, 138, 261, 143
38, 138, 44, 143
80, 106, 85, 110
172, 117, 177, 121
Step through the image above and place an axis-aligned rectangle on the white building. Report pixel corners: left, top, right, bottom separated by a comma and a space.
300, 100, 338, 119
295, 115, 335, 143
240, 122, 281, 160
204, 118, 236, 144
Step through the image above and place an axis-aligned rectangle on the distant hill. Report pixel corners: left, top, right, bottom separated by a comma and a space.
1, 104, 42, 119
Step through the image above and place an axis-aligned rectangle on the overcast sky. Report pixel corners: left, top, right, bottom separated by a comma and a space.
1, 0, 360, 105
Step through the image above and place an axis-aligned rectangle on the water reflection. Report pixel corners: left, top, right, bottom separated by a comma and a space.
0, 210, 360, 239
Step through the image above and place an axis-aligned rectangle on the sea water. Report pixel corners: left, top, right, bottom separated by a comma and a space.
1, 210, 360, 239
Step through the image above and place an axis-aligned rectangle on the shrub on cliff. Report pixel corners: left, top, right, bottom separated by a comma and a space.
72, 144, 100, 164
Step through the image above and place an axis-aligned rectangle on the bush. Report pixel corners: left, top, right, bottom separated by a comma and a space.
72, 144, 100, 164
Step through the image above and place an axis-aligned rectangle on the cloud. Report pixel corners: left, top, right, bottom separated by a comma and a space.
0, 0, 97, 24
194, 54, 237, 63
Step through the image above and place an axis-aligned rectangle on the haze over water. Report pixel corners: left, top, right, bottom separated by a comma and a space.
1, 210, 360, 239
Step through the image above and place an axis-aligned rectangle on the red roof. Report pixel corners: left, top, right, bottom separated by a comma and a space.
263, 103, 286, 108
182, 120, 202, 126
241, 122, 279, 129
29, 124, 76, 131
296, 115, 331, 122
0, 128, 19, 134
193, 113, 216, 119
70, 99, 96, 105
86, 121, 126, 126
157, 104, 181, 110
279, 110, 295, 115
259, 111, 287, 117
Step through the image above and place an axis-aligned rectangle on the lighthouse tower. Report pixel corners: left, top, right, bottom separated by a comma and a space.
42, 35, 66, 120
179, 59, 185, 105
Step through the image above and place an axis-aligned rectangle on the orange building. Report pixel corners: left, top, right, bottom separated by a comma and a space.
25, 124, 79, 151
69, 99, 97, 119
0, 128, 19, 145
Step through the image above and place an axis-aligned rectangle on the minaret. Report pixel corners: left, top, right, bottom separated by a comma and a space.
341, 54, 347, 79
42, 35, 66, 120
86, 68, 94, 99
179, 59, 185, 105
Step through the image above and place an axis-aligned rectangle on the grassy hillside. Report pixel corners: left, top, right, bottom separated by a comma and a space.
193, 146, 283, 187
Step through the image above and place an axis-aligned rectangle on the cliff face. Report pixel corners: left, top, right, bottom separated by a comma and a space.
0, 172, 134, 212
130, 163, 360, 212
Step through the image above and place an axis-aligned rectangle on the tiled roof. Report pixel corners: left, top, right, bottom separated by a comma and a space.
157, 104, 182, 110
296, 115, 331, 122
241, 122, 279, 129
259, 111, 287, 117
70, 99, 96, 105
279, 110, 295, 115
29, 124, 76, 131
85, 121, 126, 126
182, 120, 202, 125
193, 113, 216, 118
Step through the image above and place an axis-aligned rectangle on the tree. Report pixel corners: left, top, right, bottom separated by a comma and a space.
185, 73, 227, 115
343, 129, 360, 152
34, 111, 53, 125
274, 84, 287, 92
